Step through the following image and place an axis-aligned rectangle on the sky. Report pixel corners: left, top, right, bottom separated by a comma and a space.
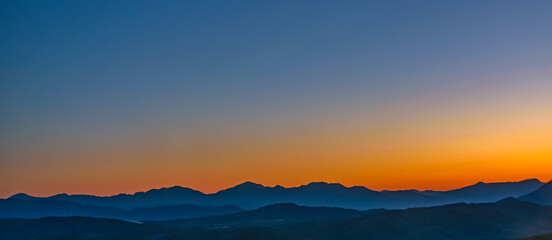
1, 0, 552, 197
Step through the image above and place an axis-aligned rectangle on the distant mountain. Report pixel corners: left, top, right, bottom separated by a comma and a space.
2, 199, 551, 240
210, 179, 543, 209
519, 180, 552, 205
7, 179, 544, 210
44, 186, 206, 209
159, 203, 384, 229
0, 198, 242, 221
427, 179, 544, 203
7, 193, 38, 201
212, 181, 441, 209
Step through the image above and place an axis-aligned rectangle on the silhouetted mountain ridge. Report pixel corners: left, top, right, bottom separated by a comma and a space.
7, 179, 544, 210
7, 193, 37, 201
433, 178, 544, 203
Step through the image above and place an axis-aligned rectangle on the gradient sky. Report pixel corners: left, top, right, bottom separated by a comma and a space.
1, 0, 552, 198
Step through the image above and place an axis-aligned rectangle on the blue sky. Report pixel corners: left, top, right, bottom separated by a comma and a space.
1, 1, 552, 196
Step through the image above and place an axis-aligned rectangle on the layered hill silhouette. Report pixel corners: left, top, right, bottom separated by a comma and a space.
289, 198, 552, 240
0, 216, 165, 240
520, 180, 552, 206
9, 186, 206, 210
2, 198, 552, 240
0, 198, 242, 221
7, 179, 544, 210
162, 198, 552, 240
158, 203, 384, 229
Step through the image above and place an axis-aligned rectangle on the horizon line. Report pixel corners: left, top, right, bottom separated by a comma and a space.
5, 177, 549, 199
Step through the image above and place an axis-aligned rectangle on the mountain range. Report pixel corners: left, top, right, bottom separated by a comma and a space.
2, 179, 551, 239
7, 179, 546, 210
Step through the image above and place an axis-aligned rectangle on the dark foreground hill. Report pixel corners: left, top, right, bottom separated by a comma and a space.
177, 198, 552, 240
287, 197, 552, 240
0, 216, 167, 240
520, 233, 552, 240
0, 198, 242, 221
7, 179, 543, 210
0, 203, 370, 240
2, 198, 552, 240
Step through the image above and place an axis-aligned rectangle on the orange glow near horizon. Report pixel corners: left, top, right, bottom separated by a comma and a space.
1, 73, 552, 198
4, 1, 552, 203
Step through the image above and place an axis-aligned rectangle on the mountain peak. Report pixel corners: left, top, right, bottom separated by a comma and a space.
303, 182, 346, 190
139, 186, 204, 197
234, 181, 265, 189
8, 193, 36, 200
157, 186, 191, 192
51, 193, 70, 198
521, 178, 544, 184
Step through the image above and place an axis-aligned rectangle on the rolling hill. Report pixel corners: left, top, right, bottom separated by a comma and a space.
158, 203, 384, 229
2, 198, 551, 240
0, 216, 166, 240
204, 197, 552, 240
